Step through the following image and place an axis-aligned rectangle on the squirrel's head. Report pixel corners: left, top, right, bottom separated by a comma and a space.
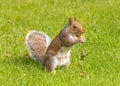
68, 17, 84, 37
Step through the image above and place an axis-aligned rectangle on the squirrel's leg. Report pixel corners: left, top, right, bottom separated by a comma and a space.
45, 54, 57, 72
65, 57, 70, 68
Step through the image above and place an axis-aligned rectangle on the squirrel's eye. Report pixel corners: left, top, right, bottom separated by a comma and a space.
73, 26, 77, 28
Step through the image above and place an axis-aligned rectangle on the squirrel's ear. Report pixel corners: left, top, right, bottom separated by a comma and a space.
68, 18, 72, 25
74, 17, 77, 21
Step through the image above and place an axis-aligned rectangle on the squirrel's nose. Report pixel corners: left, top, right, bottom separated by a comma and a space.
80, 29, 84, 34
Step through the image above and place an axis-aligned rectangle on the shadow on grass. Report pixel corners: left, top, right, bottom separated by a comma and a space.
2, 54, 44, 71
2, 54, 69, 72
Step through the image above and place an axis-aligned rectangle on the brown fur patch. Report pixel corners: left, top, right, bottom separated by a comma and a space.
46, 36, 63, 55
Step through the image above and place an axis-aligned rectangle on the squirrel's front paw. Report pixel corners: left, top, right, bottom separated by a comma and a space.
80, 37, 86, 43
79, 34, 86, 43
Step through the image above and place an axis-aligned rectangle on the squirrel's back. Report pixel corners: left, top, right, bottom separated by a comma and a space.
25, 31, 51, 63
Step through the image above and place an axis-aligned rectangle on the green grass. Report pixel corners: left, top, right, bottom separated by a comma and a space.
0, 0, 120, 86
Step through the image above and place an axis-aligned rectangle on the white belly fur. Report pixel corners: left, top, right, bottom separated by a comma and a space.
55, 47, 71, 67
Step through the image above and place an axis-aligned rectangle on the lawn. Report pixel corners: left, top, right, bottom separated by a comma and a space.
0, 0, 120, 86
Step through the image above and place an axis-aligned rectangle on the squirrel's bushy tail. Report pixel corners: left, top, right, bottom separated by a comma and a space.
25, 30, 51, 63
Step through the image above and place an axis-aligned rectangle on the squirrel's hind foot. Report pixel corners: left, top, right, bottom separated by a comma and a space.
25, 53, 32, 58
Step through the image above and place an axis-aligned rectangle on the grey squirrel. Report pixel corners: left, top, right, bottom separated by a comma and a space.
25, 18, 86, 72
